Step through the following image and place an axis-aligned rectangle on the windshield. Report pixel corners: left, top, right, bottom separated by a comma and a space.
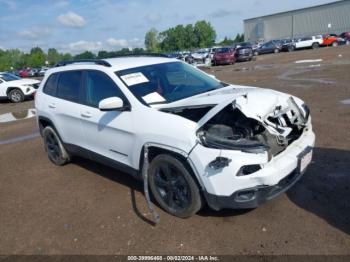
116, 62, 226, 105
216, 48, 231, 53
0, 73, 20, 81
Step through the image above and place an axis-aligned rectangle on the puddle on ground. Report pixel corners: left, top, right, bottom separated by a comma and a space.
278, 68, 335, 85
254, 64, 278, 70
231, 64, 279, 72
0, 132, 40, 145
0, 108, 36, 123
340, 99, 350, 105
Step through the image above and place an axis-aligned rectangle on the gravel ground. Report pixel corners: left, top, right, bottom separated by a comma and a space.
0, 46, 349, 255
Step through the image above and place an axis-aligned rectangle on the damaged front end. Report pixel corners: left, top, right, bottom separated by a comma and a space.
196, 95, 310, 159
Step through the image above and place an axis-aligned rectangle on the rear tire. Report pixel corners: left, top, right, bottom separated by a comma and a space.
312, 42, 319, 49
8, 89, 24, 103
148, 154, 202, 218
274, 48, 279, 53
43, 126, 70, 166
332, 41, 338, 47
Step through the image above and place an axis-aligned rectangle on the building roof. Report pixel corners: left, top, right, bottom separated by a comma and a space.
244, 0, 344, 22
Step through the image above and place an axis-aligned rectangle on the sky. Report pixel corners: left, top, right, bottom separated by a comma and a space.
0, 0, 339, 54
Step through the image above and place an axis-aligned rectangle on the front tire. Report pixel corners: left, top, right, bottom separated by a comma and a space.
148, 154, 202, 218
312, 42, 319, 49
274, 48, 279, 53
43, 126, 70, 166
332, 41, 338, 47
8, 89, 24, 103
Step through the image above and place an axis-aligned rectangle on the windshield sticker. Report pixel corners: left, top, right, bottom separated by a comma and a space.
142, 92, 166, 104
120, 72, 149, 86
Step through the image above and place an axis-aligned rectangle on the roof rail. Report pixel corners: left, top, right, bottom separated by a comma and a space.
55, 59, 111, 67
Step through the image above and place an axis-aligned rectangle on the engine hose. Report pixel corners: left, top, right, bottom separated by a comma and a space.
142, 145, 160, 224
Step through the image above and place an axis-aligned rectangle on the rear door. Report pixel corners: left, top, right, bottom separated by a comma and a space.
79, 70, 135, 167
46, 70, 85, 148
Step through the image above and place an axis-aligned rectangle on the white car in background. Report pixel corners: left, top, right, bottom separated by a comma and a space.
35, 57, 315, 218
0, 72, 40, 102
293, 35, 323, 49
191, 49, 209, 63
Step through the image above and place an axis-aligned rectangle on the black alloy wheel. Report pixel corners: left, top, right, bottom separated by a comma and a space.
148, 154, 202, 218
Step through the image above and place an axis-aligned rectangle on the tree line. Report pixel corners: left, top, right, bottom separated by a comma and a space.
145, 20, 244, 52
0, 20, 244, 71
0, 47, 147, 71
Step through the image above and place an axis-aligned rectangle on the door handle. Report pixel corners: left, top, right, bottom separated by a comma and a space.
48, 103, 56, 108
81, 111, 92, 118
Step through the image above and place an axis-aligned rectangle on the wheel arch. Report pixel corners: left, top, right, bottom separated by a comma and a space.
139, 143, 205, 190
38, 116, 60, 138
6, 87, 24, 95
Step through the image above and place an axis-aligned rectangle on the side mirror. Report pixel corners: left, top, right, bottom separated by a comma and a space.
99, 97, 125, 111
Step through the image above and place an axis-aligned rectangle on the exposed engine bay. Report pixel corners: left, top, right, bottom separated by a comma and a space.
163, 96, 310, 158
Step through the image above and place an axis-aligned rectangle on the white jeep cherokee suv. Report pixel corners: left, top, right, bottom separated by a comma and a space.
35, 57, 315, 218
0, 72, 40, 102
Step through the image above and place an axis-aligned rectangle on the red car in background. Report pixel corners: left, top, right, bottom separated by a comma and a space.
212, 47, 235, 66
321, 34, 342, 47
19, 69, 30, 78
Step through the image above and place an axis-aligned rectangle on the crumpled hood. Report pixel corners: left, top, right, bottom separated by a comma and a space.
155, 85, 306, 135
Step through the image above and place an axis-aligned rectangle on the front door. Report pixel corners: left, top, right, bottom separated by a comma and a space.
79, 70, 135, 168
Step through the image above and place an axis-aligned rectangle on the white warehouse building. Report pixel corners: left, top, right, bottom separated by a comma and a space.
244, 0, 350, 43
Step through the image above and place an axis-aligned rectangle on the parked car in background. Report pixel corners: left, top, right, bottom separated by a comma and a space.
254, 40, 282, 55
209, 47, 220, 60
235, 42, 253, 61
293, 35, 323, 50
212, 47, 236, 65
252, 42, 262, 52
339, 32, 350, 45
191, 49, 209, 63
19, 69, 30, 78
321, 34, 343, 47
280, 39, 296, 52
0, 72, 40, 102
28, 68, 38, 77
38, 67, 49, 76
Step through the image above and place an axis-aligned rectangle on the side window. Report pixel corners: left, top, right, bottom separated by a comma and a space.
57, 71, 82, 103
43, 73, 58, 96
83, 70, 125, 108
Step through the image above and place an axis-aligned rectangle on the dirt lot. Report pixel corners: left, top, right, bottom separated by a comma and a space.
0, 46, 349, 255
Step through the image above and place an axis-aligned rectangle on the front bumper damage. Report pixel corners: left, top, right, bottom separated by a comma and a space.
186, 90, 315, 210
189, 126, 315, 210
